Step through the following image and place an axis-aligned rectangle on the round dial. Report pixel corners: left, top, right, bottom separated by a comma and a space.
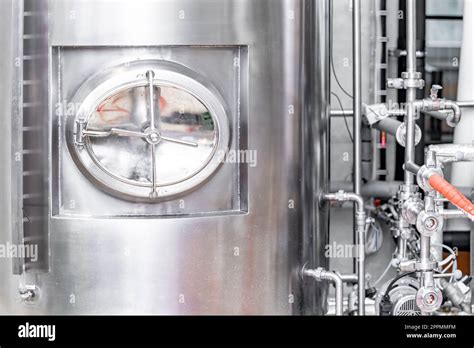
67, 61, 230, 202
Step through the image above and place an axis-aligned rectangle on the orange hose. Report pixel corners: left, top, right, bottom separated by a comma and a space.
429, 174, 474, 219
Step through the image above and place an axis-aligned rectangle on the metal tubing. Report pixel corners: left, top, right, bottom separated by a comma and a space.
417, 99, 461, 127
353, 0, 362, 197
442, 210, 468, 220
458, 101, 474, 108
420, 235, 430, 261
406, 0, 417, 75
398, 238, 408, 260
339, 273, 359, 284
331, 110, 354, 117
427, 144, 474, 165
423, 110, 451, 122
445, 100, 462, 125
304, 268, 344, 316
404, 0, 418, 186
372, 117, 403, 136
351, 0, 363, 313
405, 161, 421, 175
330, 181, 402, 198
323, 192, 365, 315
324, 192, 364, 214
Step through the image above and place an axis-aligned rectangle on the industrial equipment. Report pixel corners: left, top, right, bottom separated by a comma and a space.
0, 0, 472, 316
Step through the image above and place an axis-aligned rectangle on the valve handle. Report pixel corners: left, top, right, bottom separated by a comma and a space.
430, 84, 443, 100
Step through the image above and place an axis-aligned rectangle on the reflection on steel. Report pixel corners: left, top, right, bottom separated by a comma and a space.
0, 0, 330, 315
69, 61, 227, 201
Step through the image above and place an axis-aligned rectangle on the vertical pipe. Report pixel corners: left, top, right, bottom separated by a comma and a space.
396, 0, 426, 179
353, 0, 362, 196
398, 238, 407, 260
415, 0, 426, 164
352, 0, 364, 316
405, 0, 433, 291
404, 0, 417, 186
356, 211, 365, 316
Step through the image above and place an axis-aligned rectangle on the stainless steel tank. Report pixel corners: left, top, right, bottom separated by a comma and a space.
0, 0, 330, 315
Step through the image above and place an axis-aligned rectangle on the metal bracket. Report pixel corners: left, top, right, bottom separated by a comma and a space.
74, 119, 86, 148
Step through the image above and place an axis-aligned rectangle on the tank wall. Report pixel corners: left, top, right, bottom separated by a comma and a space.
0, 0, 330, 315
0, 0, 17, 312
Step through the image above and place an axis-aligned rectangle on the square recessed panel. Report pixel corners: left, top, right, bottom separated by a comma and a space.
51, 46, 248, 217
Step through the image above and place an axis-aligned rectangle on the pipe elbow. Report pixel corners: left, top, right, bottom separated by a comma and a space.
303, 267, 343, 287
322, 270, 343, 287
344, 192, 365, 214
446, 100, 462, 127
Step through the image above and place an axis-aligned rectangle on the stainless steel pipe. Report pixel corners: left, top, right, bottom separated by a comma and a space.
352, 0, 362, 197
458, 101, 474, 108
352, 0, 363, 315
330, 181, 401, 198
372, 117, 403, 136
323, 191, 365, 315
331, 110, 354, 117
331, 100, 474, 117
304, 268, 344, 316
404, 0, 418, 187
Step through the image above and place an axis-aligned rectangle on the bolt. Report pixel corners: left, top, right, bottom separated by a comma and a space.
149, 133, 160, 143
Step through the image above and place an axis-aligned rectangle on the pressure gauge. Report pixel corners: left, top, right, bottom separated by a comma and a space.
67, 61, 230, 202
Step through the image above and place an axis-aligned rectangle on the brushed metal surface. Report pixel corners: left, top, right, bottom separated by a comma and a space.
0, 0, 330, 315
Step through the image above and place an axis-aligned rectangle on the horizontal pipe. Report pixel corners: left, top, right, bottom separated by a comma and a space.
330, 101, 474, 117
331, 181, 473, 200
339, 273, 358, 284
331, 181, 402, 198
423, 110, 451, 122
324, 192, 364, 214
458, 101, 474, 108
331, 110, 354, 117
443, 210, 470, 219
428, 144, 474, 164
405, 161, 421, 175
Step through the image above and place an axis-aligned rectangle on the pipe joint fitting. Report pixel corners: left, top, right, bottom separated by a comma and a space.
416, 165, 444, 192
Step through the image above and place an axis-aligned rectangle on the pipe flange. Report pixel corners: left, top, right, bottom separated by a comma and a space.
401, 72, 425, 89
416, 211, 443, 237
416, 260, 438, 272
416, 286, 443, 313
402, 72, 423, 79
396, 123, 422, 147
416, 166, 444, 192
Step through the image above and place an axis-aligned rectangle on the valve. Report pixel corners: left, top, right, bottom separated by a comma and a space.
416, 286, 443, 313
416, 211, 443, 237
430, 84, 443, 100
